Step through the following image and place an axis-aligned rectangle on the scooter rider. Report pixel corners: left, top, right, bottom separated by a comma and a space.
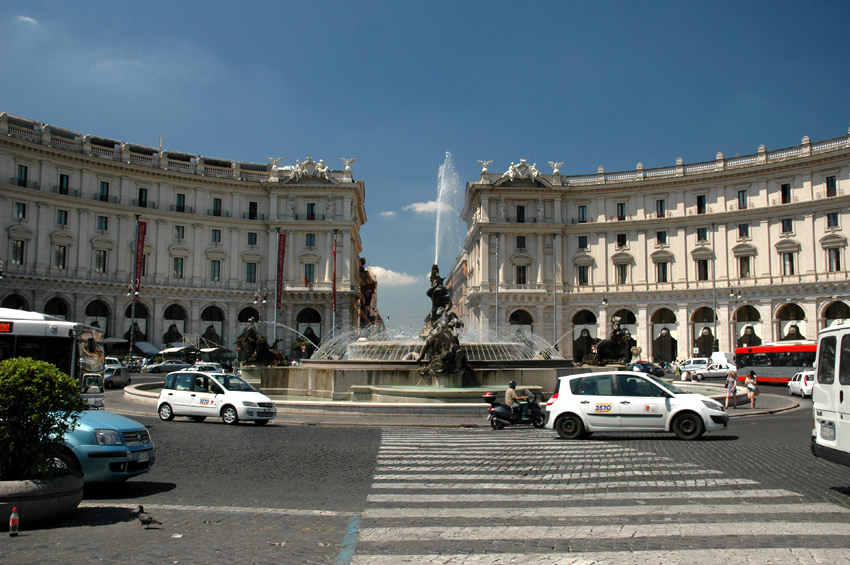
505, 380, 529, 418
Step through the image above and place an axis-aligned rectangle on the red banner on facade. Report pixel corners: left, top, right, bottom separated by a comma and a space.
134, 221, 147, 300
332, 237, 337, 312
276, 233, 286, 309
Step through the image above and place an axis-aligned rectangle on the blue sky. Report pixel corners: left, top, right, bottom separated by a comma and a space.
2, 1, 849, 329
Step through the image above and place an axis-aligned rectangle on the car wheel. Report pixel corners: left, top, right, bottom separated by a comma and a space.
126, 378, 131, 386
555, 414, 585, 440
51, 451, 82, 474
533, 415, 546, 428
490, 417, 504, 430
191, 416, 207, 422
254, 419, 270, 426
672, 412, 705, 440
105, 380, 113, 389
221, 405, 239, 425
152, 367, 161, 373
158, 403, 175, 421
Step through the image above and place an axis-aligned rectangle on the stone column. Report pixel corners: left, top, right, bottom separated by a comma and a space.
75, 210, 90, 278
154, 219, 168, 283
191, 223, 203, 284
536, 233, 545, 285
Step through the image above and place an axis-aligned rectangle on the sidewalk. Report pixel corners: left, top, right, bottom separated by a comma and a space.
112, 381, 800, 427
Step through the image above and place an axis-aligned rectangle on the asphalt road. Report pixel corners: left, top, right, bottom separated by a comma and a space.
5, 394, 850, 564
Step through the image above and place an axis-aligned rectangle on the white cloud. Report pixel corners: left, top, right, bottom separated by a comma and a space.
378, 210, 397, 217
368, 266, 421, 286
15, 16, 38, 25
402, 200, 453, 214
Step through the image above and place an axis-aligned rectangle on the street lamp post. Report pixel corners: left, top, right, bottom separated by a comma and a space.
128, 214, 141, 360
711, 223, 718, 352
494, 233, 499, 335
274, 227, 280, 344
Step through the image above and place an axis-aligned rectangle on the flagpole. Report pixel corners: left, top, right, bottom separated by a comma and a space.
274, 227, 280, 343
129, 214, 141, 360
332, 229, 338, 339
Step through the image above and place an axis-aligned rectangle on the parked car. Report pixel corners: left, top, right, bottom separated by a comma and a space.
190, 363, 225, 374
692, 362, 736, 381
103, 366, 131, 389
678, 358, 710, 372
788, 370, 815, 397
545, 370, 728, 441
628, 362, 665, 378
104, 356, 124, 370
144, 359, 192, 373
54, 410, 156, 483
157, 370, 276, 425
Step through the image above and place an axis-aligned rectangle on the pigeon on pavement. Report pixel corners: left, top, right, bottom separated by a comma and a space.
137, 505, 162, 529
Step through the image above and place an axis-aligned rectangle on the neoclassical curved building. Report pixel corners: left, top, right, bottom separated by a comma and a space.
0, 112, 376, 358
450, 131, 850, 363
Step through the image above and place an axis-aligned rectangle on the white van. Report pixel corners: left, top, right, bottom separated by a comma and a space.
812, 323, 850, 467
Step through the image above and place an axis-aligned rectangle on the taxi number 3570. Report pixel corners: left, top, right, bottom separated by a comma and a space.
594, 404, 613, 413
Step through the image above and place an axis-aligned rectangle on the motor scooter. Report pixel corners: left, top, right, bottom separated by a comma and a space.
482, 390, 546, 430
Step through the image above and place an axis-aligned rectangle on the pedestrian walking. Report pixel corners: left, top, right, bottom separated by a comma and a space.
725, 368, 738, 408
746, 370, 758, 409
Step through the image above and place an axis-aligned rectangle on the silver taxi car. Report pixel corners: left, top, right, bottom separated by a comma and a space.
545, 371, 728, 441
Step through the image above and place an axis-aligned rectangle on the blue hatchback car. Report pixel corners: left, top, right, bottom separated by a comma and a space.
56, 410, 156, 483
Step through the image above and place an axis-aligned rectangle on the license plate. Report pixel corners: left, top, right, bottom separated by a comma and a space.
821, 422, 836, 441
136, 451, 150, 462
257, 411, 274, 417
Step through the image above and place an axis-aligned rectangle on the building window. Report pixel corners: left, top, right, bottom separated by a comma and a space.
826, 175, 837, 197
95, 249, 108, 273
173, 257, 184, 279
16, 164, 28, 187
99, 181, 109, 202
781, 218, 793, 234
140, 254, 147, 276
97, 216, 108, 231
247, 232, 257, 245
737, 189, 748, 210
578, 235, 588, 249
56, 209, 68, 226
738, 223, 750, 239
304, 263, 315, 284
14, 202, 26, 219
246, 262, 257, 283
210, 259, 221, 281
307, 202, 317, 221
577, 265, 589, 286
211, 229, 221, 243
696, 259, 709, 281
616, 202, 626, 221
213, 198, 222, 217
306, 233, 316, 247
656, 261, 669, 283
828, 248, 842, 272
697, 227, 708, 242
656, 231, 667, 245
516, 265, 527, 285
54, 245, 67, 270
781, 183, 792, 204
138, 188, 148, 208
59, 173, 70, 194
655, 199, 666, 218
696, 194, 707, 215
577, 205, 587, 223
616, 263, 628, 284
827, 212, 839, 228
739, 256, 752, 279
516, 235, 526, 249
616, 233, 627, 248
782, 252, 795, 276
249, 201, 258, 220
174, 225, 184, 240
516, 205, 526, 223
176, 193, 186, 213
11, 240, 25, 264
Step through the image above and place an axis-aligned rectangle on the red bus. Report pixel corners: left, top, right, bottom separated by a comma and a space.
734, 341, 817, 384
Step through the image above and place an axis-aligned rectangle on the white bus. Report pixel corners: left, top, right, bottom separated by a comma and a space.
812, 322, 850, 467
0, 307, 105, 406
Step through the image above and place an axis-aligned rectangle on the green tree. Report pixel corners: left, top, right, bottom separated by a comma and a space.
0, 357, 86, 480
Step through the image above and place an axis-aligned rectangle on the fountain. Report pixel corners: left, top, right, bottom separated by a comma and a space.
251, 153, 578, 403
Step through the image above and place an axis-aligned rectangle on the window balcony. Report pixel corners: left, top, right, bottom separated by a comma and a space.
51, 186, 80, 197
242, 212, 266, 220
91, 194, 119, 204
169, 205, 194, 214
207, 209, 231, 217
10, 178, 39, 190
132, 199, 158, 209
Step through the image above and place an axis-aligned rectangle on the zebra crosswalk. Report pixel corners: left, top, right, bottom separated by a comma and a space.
348, 427, 850, 564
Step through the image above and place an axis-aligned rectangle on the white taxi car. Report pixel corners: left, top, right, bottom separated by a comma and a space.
788, 370, 815, 398
157, 370, 276, 425
545, 371, 728, 440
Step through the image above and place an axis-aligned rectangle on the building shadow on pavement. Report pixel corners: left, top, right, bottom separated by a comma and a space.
83, 480, 176, 500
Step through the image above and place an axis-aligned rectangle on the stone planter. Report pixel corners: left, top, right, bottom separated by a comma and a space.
0, 474, 84, 529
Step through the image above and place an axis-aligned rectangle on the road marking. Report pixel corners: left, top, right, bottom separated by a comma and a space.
78, 501, 356, 517
370, 478, 758, 490
335, 515, 360, 565
373, 469, 724, 481
366, 488, 800, 503
357, 521, 850, 541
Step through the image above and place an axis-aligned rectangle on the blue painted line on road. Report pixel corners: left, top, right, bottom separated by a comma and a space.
336, 515, 360, 565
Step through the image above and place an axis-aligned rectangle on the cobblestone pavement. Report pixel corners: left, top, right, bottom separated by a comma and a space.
4, 395, 849, 563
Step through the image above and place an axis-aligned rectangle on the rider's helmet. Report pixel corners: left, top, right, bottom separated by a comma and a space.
508, 380, 517, 389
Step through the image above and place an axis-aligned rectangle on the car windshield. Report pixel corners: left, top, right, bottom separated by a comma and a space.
645, 374, 684, 394
214, 375, 256, 392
